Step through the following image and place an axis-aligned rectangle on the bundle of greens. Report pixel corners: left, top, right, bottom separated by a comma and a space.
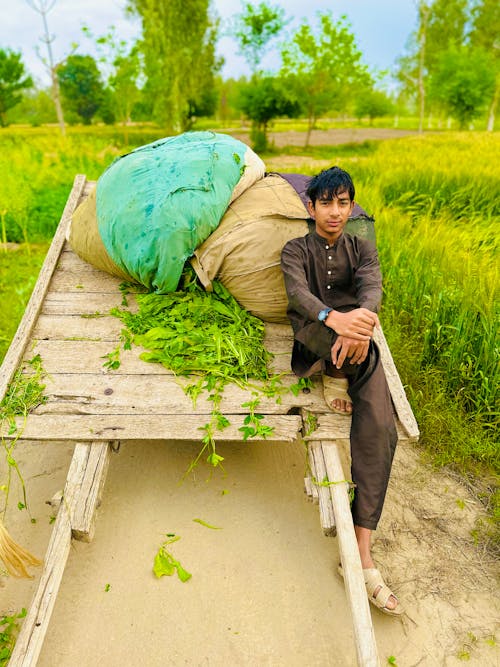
110, 269, 287, 471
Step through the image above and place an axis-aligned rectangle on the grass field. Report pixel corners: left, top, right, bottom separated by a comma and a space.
0, 124, 498, 547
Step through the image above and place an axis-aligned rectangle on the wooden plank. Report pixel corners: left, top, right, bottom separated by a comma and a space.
27, 338, 295, 375
71, 442, 111, 542
41, 292, 128, 316
308, 443, 336, 536
0, 413, 303, 442
49, 268, 125, 293
374, 327, 419, 441
33, 314, 123, 341
8, 441, 102, 666
321, 442, 380, 667
33, 373, 328, 416
305, 412, 411, 442
0, 175, 87, 402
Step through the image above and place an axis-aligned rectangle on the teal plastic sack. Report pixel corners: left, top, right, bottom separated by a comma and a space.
96, 131, 249, 292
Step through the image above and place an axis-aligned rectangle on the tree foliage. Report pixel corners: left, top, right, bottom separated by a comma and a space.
355, 89, 394, 124
238, 76, 300, 151
0, 49, 33, 127
128, 0, 221, 131
233, 1, 286, 75
396, 0, 498, 128
280, 12, 370, 145
429, 47, 495, 128
57, 54, 105, 124
82, 25, 143, 126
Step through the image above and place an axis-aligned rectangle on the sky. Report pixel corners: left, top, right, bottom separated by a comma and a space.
1, 0, 419, 87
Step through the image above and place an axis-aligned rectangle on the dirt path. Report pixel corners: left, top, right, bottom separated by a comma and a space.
231, 127, 418, 149
1, 436, 498, 666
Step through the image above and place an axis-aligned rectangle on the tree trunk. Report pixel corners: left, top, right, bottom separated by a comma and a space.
486, 77, 499, 131
418, 3, 430, 134
304, 112, 314, 148
51, 66, 66, 136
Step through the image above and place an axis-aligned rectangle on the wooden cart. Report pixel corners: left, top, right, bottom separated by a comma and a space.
1, 176, 419, 666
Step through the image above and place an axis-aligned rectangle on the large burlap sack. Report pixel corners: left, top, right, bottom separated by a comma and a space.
68, 132, 265, 292
191, 173, 375, 323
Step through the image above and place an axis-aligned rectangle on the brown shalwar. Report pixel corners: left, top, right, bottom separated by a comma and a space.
281, 230, 397, 530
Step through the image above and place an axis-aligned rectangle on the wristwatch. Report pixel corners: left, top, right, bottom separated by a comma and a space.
318, 308, 333, 323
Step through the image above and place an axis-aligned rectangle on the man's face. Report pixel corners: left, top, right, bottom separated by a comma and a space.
307, 189, 354, 244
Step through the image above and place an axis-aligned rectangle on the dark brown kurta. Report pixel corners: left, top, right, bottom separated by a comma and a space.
281, 230, 397, 530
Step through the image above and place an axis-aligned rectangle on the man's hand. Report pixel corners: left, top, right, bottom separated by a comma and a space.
325, 308, 379, 340
331, 336, 370, 369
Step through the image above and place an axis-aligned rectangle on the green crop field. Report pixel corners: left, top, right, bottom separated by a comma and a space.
0, 125, 498, 548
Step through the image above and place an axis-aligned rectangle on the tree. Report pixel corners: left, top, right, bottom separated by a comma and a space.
355, 89, 394, 125
127, 0, 221, 132
237, 76, 301, 151
429, 47, 495, 128
396, 0, 468, 131
469, 0, 500, 130
57, 55, 105, 124
280, 12, 370, 146
82, 25, 143, 129
0, 49, 33, 126
233, 1, 287, 76
26, 0, 69, 135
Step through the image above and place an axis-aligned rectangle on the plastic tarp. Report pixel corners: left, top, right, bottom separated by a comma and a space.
94, 131, 261, 292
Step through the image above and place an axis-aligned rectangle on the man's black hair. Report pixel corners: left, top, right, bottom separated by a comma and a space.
306, 166, 355, 204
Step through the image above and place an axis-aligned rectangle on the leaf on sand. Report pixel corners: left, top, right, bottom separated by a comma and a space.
193, 518, 222, 530
153, 536, 192, 583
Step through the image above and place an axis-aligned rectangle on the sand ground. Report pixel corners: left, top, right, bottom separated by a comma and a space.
1, 435, 499, 667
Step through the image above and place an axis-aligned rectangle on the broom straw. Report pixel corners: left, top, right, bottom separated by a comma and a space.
0, 516, 42, 578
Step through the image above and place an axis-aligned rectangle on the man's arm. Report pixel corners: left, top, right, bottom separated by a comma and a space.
353, 239, 382, 313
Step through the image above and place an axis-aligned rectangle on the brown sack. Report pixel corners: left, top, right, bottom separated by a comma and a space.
191, 174, 309, 323
67, 185, 131, 281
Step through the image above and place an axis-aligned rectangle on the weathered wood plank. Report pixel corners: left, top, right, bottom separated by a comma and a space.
321, 442, 380, 667
8, 441, 105, 667
33, 315, 123, 341
41, 292, 128, 316
33, 372, 327, 415
0, 176, 87, 402
71, 442, 111, 542
305, 411, 411, 442
374, 327, 419, 441
27, 339, 295, 375
49, 268, 125, 293
0, 414, 302, 442
308, 442, 336, 536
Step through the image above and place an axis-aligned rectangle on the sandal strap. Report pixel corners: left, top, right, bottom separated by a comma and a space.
363, 568, 399, 611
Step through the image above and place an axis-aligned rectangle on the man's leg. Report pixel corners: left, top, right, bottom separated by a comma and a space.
347, 342, 399, 611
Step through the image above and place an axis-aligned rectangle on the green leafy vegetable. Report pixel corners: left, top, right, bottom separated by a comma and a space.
109, 267, 284, 471
153, 534, 192, 583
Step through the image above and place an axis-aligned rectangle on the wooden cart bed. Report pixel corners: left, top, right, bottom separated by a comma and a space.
1, 176, 418, 667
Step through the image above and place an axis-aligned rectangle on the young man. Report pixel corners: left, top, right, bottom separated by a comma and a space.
280, 166, 402, 616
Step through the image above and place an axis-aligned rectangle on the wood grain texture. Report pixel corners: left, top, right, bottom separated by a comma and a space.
0, 413, 302, 442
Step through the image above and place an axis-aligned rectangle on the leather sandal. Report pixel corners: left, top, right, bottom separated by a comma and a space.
338, 563, 404, 617
322, 375, 352, 415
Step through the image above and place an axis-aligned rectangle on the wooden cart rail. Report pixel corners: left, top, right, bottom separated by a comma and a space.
1, 176, 418, 667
